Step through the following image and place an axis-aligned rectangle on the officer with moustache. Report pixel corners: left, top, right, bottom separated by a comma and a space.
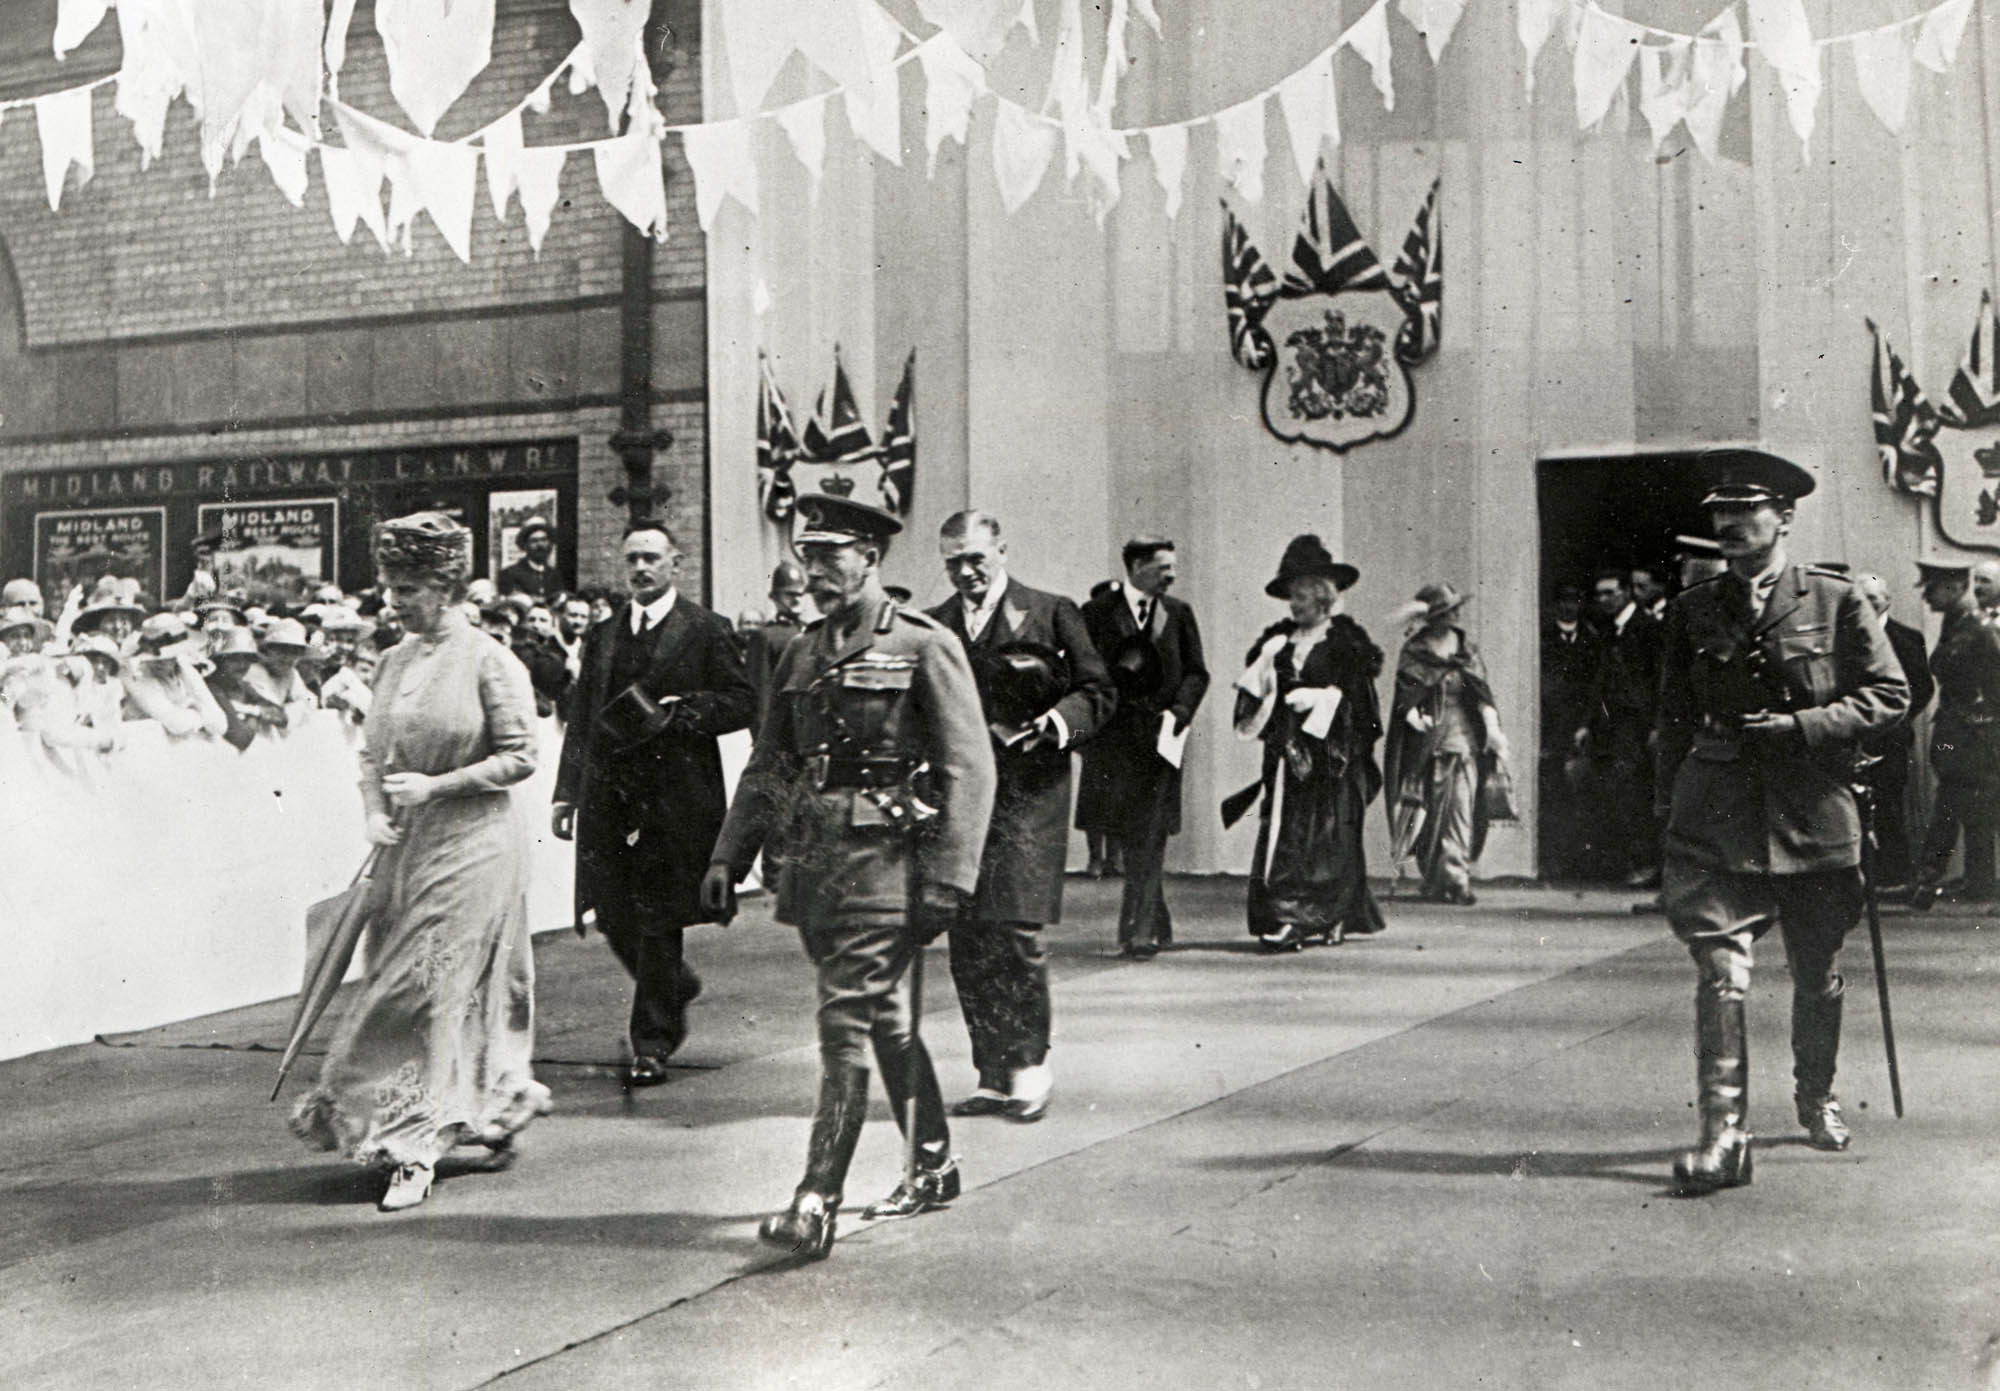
703, 496, 995, 1259
1654, 450, 1908, 1194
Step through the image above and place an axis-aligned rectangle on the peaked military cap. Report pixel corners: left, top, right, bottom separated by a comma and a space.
1915, 560, 1970, 586
1697, 448, 1817, 507
795, 494, 902, 546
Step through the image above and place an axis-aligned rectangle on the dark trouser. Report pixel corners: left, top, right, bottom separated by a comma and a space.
1919, 777, 2000, 896
1592, 722, 1656, 877
1664, 861, 1862, 1110
1118, 791, 1177, 950
598, 914, 700, 1060
1864, 744, 1914, 886
948, 916, 1051, 1090
799, 920, 949, 1187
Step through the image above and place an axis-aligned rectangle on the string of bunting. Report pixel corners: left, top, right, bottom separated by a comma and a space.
1, 0, 1982, 259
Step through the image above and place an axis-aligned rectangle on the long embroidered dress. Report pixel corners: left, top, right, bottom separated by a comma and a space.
292, 615, 550, 1168
1234, 617, 1387, 940
1385, 629, 1499, 899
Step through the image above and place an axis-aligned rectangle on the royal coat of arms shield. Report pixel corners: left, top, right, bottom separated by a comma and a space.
1932, 423, 2000, 553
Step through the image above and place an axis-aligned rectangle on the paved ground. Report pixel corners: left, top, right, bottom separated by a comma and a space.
5, 877, 1998, 1390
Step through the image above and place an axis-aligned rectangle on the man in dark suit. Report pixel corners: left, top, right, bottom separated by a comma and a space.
1538, 583, 1598, 880
1077, 536, 1209, 958
1576, 567, 1663, 885
496, 516, 565, 602
930, 510, 1114, 1122
554, 519, 754, 1086
1654, 451, 1908, 1194
1855, 572, 1935, 889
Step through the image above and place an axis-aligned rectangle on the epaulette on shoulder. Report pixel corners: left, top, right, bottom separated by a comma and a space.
1804, 564, 1854, 583
802, 616, 827, 634
1681, 572, 1728, 593
893, 606, 945, 631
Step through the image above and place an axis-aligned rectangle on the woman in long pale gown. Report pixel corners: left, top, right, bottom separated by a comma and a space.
291, 513, 551, 1211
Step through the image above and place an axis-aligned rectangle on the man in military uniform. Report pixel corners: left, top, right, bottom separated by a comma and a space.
1911, 562, 2000, 907
702, 496, 996, 1260
741, 559, 810, 727
1654, 450, 1908, 1194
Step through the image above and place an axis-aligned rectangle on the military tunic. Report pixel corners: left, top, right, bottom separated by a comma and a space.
1655, 562, 1908, 995
1917, 605, 2000, 894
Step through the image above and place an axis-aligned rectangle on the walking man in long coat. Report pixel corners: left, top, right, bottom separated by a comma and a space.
1077, 536, 1209, 958
1654, 450, 1907, 1193
702, 496, 995, 1257
555, 519, 754, 1087
1911, 561, 2000, 907
931, 510, 1113, 1122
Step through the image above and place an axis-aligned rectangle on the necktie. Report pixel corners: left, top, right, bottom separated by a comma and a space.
1725, 572, 1755, 629
1137, 598, 1154, 632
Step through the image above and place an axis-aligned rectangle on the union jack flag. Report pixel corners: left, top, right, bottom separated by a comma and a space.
757, 352, 802, 522
879, 350, 915, 515
1223, 204, 1279, 370
1868, 318, 1941, 497
1283, 164, 1390, 297
1390, 178, 1442, 365
1941, 290, 2000, 429
800, 349, 876, 464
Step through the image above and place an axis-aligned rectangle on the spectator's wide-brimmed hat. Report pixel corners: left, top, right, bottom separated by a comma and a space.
1264, 534, 1358, 598
514, 515, 555, 545
979, 640, 1071, 728
308, 604, 370, 635
0, 607, 53, 645
70, 632, 124, 671
1917, 560, 1971, 587
373, 512, 474, 587
190, 527, 228, 550
209, 626, 264, 663
794, 494, 902, 547
478, 601, 520, 628
1412, 581, 1468, 624
1697, 448, 1816, 508
195, 593, 249, 626
136, 611, 193, 650
73, 576, 148, 631
261, 618, 314, 654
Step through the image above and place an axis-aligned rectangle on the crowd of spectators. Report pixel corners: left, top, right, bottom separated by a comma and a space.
0, 569, 620, 757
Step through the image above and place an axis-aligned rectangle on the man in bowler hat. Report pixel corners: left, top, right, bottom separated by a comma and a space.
1654, 449, 1907, 1193
555, 519, 754, 1086
703, 495, 995, 1256
1077, 536, 1210, 958
931, 510, 1113, 1122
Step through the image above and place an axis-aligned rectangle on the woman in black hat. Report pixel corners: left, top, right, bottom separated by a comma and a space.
1229, 536, 1387, 949
290, 513, 551, 1212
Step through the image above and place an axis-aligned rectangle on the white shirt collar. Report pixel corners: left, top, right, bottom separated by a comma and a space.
960, 575, 1007, 637
630, 588, 678, 634
1612, 601, 1636, 634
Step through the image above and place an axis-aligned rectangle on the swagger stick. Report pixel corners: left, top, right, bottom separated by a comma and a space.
1856, 784, 1905, 1117
902, 929, 925, 1190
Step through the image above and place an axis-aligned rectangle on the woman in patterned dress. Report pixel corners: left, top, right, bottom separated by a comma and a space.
291, 513, 551, 1211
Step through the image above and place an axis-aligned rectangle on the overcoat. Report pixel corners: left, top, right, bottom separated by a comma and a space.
555, 595, 754, 928
1655, 563, 1908, 876
1074, 583, 1209, 836
710, 595, 996, 928
929, 577, 1114, 923
1927, 606, 2000, 787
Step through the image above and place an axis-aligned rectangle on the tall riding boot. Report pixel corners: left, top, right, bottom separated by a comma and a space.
759, 1066, 869, 1260
1792, 981, 1850, 1152
865, 1033, 960, 1220
1673, 985, 1753, 1194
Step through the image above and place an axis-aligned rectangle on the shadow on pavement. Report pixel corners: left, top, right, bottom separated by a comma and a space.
1198, 1145, 1681, 1186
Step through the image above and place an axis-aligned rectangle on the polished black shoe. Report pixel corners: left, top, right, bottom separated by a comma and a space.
1908, 883, 1943, 912
1120, 942, 1159, 961
1672, 1130, 1753, 1195
863, 1161, 960, 1220
950, 1090, 1009, 1118
758, 1192, 837, 1259
629, 1055, 672, 1087
1796, 1095, 1851, 1152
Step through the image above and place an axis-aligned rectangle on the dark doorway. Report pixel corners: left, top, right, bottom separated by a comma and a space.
1534, 452, 1716, 882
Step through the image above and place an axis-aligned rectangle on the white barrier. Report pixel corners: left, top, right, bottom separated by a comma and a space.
0, 710, 592, 1061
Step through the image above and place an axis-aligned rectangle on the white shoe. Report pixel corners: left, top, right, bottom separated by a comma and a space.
1006, 1063, 1053, 1122
378, 1162, 434, 1212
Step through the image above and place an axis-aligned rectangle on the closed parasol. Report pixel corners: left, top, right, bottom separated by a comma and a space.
270, 844, 391, 1101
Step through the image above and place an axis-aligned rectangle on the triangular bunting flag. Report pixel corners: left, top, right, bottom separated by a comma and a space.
319, 144, 388, 249
776, 96, 829, 193
1214, 95, 1268, 205
1746, 0, 1820, 154
517, 146, 567, 254
1850, 23, 1915, 135
1684, 7, 1747, 162
1573, 6, 1641, 131
917, 36, 983, 175
593, 127, 668, 240
991, 101, 1056, 212
375, 0, 496, 139
53, 0, 113, 59
1638, 39, 1695, 151
1149, 125, 1188, 220
1915, 0, 1975, 74
681, 120, 758, 231
34, 86, 94, 212
483, 108, 524, 222
568, 0, 651, 131
1396, 0, 1467, 66
1341, 0, 1396, 113
1517, 0, 1568, 97
1276, 50, 1339, 192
